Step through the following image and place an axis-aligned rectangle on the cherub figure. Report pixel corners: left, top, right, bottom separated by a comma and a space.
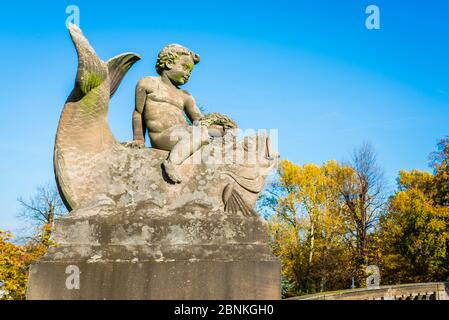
132, 44, 235, 183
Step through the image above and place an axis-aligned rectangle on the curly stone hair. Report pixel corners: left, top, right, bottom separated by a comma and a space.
155, 44, 200, 75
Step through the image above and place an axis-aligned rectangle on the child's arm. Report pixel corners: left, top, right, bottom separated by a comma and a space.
132, 81, 147, 145
184, 94, 203, 124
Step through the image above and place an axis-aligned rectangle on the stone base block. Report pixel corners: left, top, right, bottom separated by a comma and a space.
26, 208, 281, 300
27, 258, 280, 300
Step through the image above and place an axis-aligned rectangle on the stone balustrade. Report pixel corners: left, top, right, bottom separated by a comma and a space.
289, 282, 449, 300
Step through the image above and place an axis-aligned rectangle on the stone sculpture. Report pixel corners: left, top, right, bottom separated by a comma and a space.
26, 24, 281, 300
131, 44, 237, 183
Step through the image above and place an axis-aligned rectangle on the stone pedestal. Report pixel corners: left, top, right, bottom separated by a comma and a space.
27, 207, 281, 300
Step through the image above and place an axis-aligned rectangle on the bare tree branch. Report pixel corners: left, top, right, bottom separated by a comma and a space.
16, 182, 66, 237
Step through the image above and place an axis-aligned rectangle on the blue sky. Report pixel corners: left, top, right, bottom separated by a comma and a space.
0, 1, 448, 231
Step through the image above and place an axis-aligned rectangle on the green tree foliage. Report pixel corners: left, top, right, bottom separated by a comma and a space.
379, 169, 449, 284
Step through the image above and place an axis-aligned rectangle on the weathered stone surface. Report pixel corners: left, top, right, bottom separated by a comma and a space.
27, 207, 280, 300
55, 133, 277, 218
28, 260, 280, 300
51, 211, 270, 248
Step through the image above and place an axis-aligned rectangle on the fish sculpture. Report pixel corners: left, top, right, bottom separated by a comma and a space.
54, 24, 278, 218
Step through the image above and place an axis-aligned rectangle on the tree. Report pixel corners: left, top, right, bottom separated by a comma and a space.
0, 183, 64, 300
379, 170, 449, 284
263, 160, 352, 296
17, 182, 65, 240
260, 143, 387, 294
333, 142, 386, 285
260, 138, 449, 292
379, 137, 449, 284
0, 227, 51, 300
429, 136, 449, 206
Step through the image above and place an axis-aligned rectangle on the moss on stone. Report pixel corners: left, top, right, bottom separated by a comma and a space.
199, 113, 237, 129
80, 70, 103, 95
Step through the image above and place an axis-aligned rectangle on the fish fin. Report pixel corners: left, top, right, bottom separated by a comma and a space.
68, 24, 107, 95
232, 190, 256, 217
107, 53, 141, 97
223, 183, 257, 217
223, 183, 234, 205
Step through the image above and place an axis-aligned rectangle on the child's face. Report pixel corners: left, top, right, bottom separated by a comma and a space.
165, 55, 195, 86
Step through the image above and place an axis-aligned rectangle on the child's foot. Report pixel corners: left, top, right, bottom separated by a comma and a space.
162, 160, 182, 184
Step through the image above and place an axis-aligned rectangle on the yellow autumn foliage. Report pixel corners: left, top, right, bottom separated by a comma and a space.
268, 160, 354, 296
379, 169, 449, 284
0, 225, 52, 300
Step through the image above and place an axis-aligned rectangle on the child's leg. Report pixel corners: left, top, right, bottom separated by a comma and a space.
163, 126, 211, 183
168, 126, 210, 165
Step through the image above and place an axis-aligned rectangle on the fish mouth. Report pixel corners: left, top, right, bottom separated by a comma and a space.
242, 134, 279, 162
264, 135, 279, 160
